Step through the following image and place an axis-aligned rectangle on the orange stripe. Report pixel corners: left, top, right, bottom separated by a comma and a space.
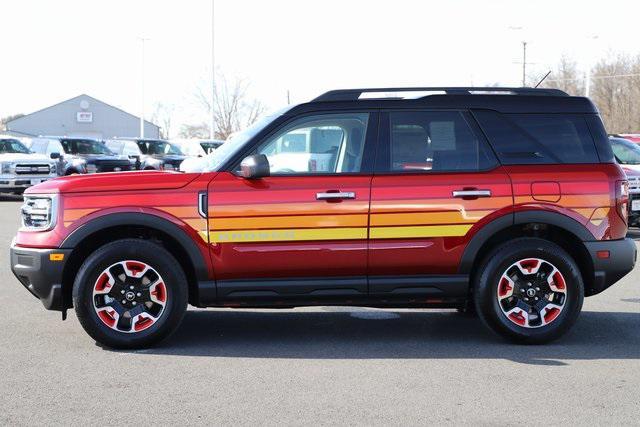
156, 206, 201, 218
211, 201, 370, 218
210, 214, 368, 230
63, 208, 99, 221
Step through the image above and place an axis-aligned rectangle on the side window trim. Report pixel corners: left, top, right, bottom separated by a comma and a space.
227, 111, 380, 176
374, 109, 499, 174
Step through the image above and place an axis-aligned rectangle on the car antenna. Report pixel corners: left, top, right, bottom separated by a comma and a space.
534, 70, 552, 88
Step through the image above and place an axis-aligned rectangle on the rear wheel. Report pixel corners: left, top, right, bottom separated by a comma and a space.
474, 238, 584, 344
73, 239, 188, 349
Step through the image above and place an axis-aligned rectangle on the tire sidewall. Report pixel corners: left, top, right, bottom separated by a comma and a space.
73, 239, 187, 348
475, 238, 584, 343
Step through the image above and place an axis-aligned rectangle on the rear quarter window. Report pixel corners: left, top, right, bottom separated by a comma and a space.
474, 111, 600, 164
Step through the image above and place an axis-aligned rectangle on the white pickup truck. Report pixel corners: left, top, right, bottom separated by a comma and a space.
0, 136, 58, 194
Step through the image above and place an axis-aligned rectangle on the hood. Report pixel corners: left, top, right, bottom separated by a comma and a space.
621, 165, 640, 175
0, 153, 53, 163
25, 170, 201, 194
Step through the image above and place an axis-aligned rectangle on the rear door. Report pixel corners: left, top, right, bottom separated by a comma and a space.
368, 110, 513, 297
207, 111, 378, 302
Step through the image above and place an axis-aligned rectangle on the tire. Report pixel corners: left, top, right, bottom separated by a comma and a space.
73, 239, 188, 349
474, 238, 584, 344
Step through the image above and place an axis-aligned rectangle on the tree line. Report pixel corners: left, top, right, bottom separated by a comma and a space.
538, 53, 640, 133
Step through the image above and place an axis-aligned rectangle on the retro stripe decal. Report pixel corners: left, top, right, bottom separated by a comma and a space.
370, 224, 473, 239
208, 227, 368, 243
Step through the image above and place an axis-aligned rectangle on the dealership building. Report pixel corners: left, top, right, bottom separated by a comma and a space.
6, 94, 160, 139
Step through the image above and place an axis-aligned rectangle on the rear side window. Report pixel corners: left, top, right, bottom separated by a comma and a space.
474, 111, 599, 164
385, 111, 496, 172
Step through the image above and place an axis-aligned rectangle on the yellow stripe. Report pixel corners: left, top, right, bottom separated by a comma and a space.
370, 224, 473, 239
210, 214, 368, 230
208, 227, 367, 243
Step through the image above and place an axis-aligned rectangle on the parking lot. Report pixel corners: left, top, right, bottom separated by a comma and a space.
0, 196, 637, 425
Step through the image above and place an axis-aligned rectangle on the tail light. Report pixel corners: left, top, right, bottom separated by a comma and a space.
616, 180, 629, 224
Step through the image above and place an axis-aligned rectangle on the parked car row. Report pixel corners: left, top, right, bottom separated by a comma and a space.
609, 135, 640, 227
0, 135, 224, 194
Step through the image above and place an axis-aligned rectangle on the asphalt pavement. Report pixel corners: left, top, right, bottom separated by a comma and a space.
0, 195, 638, 425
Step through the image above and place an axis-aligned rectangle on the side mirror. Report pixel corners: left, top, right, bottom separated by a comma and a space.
240, 154, 270, 179
50, 152, 61, 159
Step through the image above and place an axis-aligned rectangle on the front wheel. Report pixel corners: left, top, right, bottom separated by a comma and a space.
474, 238, 584, 344
73, 239, 188, 349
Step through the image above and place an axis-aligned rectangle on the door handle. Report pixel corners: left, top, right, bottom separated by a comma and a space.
452, 189, 492, 198
316, 191, 356, 201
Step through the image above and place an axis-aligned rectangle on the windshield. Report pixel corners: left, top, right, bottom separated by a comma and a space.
0, 138, 31, 154
611, 138, 640, 164
61, 139, 114, 155
203, 109, 289, 171
137, 140, 184, 155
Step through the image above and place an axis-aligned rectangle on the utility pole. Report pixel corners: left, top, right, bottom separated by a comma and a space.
521, 41, 527, 87
287, 90, 290, 105
139, 37, 150, 138
210, 0, 216, 140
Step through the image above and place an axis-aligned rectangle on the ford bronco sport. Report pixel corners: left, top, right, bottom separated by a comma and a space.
11, 87, 637, 349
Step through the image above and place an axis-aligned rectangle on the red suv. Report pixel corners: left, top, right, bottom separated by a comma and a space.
11, 87, 636, 348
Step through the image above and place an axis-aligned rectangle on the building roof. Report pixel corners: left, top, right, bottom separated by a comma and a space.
6, 94, 159, 129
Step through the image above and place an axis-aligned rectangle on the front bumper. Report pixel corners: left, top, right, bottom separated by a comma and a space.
584, 238, 637, 296
10, 244, 71, 311
0, 175, 55, 190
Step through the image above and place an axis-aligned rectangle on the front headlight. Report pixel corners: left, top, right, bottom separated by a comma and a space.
0, 162, 10, 174
86, 164, 98, 173
162, 163, 175, 171
21, 195, 58, 231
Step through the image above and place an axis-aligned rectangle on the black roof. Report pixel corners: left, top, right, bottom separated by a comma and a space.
291, 87, 597, 114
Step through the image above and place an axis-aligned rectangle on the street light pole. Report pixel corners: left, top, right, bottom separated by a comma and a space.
210, 0, 215, 139
522, 41, 527, 87
139, 37, 150, 139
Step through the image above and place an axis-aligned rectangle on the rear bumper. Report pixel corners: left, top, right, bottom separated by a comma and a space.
584, 238, 637, 296
10, 243, 71, 311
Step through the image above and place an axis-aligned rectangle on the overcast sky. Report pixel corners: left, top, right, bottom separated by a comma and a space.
1, 0, 639, 135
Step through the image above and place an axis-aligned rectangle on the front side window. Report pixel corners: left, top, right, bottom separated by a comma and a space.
387, 111, 496, 172
253, 113, 369, 175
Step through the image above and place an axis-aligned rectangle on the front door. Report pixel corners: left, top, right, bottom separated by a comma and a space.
207, 111, 378, 302
368, 110, 513, 296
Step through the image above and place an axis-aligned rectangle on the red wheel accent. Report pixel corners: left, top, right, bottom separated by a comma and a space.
508, 311, 527, 326
518, 259, 540, 273
498, 277, 513, 298
551, 271, 566, 290
543, 307, 561, 324
97, 309, 117, 327
95, 273, 111, 292
134, 316, 154, 332
125, 261, 146, 276
151, 282, 166, 303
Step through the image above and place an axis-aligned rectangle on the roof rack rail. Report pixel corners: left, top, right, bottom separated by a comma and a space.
312, 87, 569, 102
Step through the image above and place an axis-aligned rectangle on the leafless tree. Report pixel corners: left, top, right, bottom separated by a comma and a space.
590, 53, 640, 133
537, 55, 585, 96
1, 114, 24, 131
536, 53, 640, 133
194, 73, 266, 140
178, 123, 209, 139
151, 102, 175, 139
